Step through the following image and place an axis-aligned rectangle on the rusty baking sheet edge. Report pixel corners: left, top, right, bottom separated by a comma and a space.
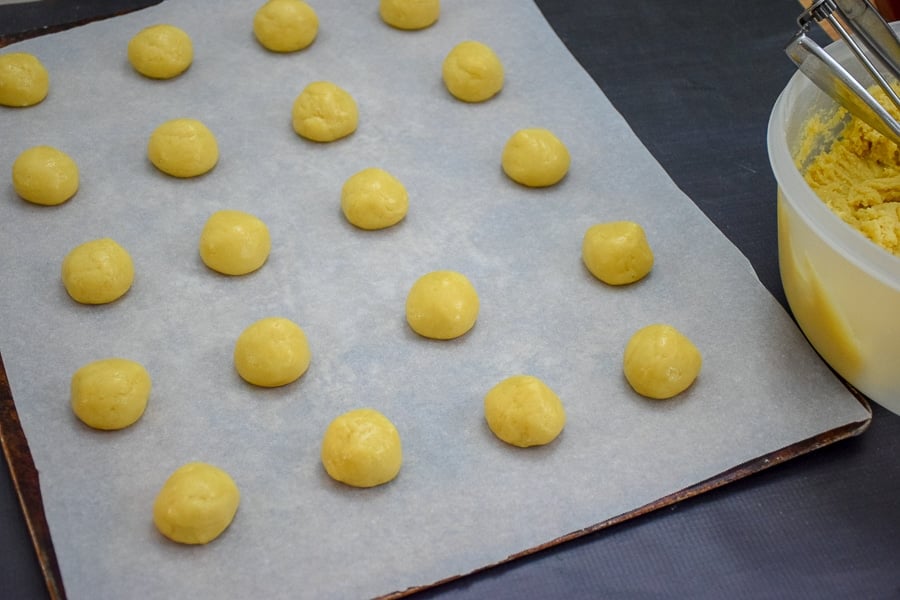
384, 389, 872, 598
1, 347, 872, 600
0, 352, 66, 600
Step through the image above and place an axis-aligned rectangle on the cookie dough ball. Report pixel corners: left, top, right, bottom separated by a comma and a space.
0, 53, 49, 107
12, 145, 79, 206
71, 358, 151, 430
501, 128, 570, 188
624, 324, 702, 400
379, 0, 440, 30
253, 0, 319, 52
61, 238, 134, 304
341, 167, 408, 230
199, 210, 271, 275
321, 408, 402, 488
582, 221, 654, 285
442, 40, 504, 103
153, 462, 240, 545
147, 118, 218, 178
405, 270, 479, 340
484, 375, 566, 447
291, 81, 358, 142
127, 24, 193, 80
234, 317, 311, 387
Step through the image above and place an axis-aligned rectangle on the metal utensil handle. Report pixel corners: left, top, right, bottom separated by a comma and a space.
834, 0, 900, 78
786, 31, 900, 146
830, 0, 900, 108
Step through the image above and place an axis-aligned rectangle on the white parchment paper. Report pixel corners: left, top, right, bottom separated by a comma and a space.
0, 1, 869, 598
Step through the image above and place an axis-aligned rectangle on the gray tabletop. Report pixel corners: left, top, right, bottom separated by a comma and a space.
1, 1, 898, 598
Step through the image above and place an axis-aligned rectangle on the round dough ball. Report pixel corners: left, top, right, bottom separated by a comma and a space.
71, 358, 151, 430
582, 221, 654, 285
153, 462, 240, 545
341, 167, 408, 230
61, 238, 134, 304
379, 0, 440, 30
127, 24, 193, 80
199, 210, 271, 275
291, 81, 358, 142
405, 270, 479, 340
253, 0, 319, 52
147, 118, 218, 178
484, 375, 566, 447
0, 52, 49, 107
234, 317, 311, 387
321, 408, 402, 488
442, 40, 504, 103
501, 128, 570, 187
623, 324, 702, 399
12, 145, 79, 206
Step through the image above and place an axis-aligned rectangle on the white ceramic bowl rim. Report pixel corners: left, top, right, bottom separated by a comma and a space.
767, 32, 900, 292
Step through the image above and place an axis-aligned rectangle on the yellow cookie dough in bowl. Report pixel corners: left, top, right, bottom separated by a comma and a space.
199, 210, 271, 275
484, 375, 566, 448
153, 462, 240, 545
341, 167, 408, 230
253, 0, 319, 52
12, 145, 79, 206
234, 317, 311, 387
292, 81, 358, 142
502, 128, 570, 187
442, 40, 504, 103
70, 358, 151, 430
0, 52, 49, 107
147, 118, 218, 178
127, 24, 193, 80
61, 238, 134, 304
379, 0, 440, 30
405, 270, 479, 340
623, 324, 702, 400
582, 221, 654, 285
321, 408, 402, 488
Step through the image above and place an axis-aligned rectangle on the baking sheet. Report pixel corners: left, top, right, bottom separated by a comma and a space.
0, 1, 870, 598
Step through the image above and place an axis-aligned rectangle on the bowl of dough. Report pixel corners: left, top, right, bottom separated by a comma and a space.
767, 29, 900, 415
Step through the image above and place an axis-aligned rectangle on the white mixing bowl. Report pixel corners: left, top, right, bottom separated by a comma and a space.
768, 31, 900, 415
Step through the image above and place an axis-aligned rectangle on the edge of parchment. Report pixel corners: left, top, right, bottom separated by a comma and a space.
380, 389, 872, 599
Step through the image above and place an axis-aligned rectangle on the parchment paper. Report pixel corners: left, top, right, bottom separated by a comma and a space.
0, 1, 869, 598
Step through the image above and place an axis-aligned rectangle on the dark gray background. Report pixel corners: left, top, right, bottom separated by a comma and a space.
1, 1, 898, 598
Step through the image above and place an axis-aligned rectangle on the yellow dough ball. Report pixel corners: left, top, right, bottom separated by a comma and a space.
70, 358, 151, 430
12, 145, 79, 206
379, 0, 440, 30
147, 118, 218, 178
484, 375, 566, 448
291, 81, 358, 142
623, 324, 702, 400
199, 210, 271, 275
341, 167, 408, 230
501, 128, 570, 187
582, 221, 654, 285
405, 270, 479, 340
321, 408, 402, 488
127, 24, 193, 80
153, 462, 240, 545
442, 40, 504, 103
234, 317, 311, 387
253, 0, 319, 52
0, 52, 49, 107
61, 238, 134, 304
